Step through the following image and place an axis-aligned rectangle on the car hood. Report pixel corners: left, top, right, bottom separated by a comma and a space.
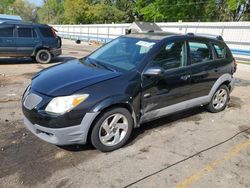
32, 59, 121, 96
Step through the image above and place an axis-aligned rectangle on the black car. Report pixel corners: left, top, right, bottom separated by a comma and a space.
22, 32, 236, 151
0, 21, 61, 63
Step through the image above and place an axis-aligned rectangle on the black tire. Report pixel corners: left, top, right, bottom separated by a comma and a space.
35, 49, 52, 64
91, 108, 133, 152
207, 85, 229, 113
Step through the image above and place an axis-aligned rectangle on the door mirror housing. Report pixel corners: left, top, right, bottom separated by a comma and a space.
143, 66, 164, 77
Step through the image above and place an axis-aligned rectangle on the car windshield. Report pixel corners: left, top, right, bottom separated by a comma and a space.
87, 37, 156, 72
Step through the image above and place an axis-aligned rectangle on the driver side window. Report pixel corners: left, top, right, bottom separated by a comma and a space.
150, 41, 186, 70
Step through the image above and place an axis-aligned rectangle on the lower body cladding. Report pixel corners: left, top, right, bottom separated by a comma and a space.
24, 112, 99, 145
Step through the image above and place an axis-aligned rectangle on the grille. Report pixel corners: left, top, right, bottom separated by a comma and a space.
24, 93, 42, 110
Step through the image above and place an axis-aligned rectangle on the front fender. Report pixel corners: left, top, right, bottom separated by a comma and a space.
91, 95, 138, 127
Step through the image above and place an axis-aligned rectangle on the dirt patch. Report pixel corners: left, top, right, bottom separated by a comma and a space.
238, 125, 250, 134
139, 146, 151, 153
228, 96, 243, 109
235, 78, 250, 87
21, 72, 36, 79
0, 129, 98, 186
0, 75, 23, 86
0, 98, 20, 103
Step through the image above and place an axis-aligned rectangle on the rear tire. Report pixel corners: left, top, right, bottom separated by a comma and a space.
91, 108, 133, 152
207, 85, 229, 113
35, 49, 51, 64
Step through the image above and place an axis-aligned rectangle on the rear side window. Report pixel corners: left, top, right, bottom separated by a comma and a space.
0, 26, 14, 37
189, 42, 212, 64
18, 28, 32, 38
39, 27, 54, 38
213, 44, 226, 59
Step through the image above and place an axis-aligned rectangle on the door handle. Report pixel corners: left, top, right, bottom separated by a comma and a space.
180, 75, 191, 81
6, 39, 13, 42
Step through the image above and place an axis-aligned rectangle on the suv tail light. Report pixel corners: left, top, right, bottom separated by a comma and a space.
232, 59, 237, 73
51, 27, 58, 38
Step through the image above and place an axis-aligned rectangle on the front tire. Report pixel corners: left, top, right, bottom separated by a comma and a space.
35, 49, 51, 64
91, 108, 133, 152
207, 85, 229, 113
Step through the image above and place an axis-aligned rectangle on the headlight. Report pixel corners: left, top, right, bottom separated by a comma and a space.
45, 94, 89, 114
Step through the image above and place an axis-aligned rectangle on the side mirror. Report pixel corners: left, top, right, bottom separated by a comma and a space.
143, 66, 164, 77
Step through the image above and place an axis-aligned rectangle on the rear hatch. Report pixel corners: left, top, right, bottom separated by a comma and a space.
38, 26, 61, 48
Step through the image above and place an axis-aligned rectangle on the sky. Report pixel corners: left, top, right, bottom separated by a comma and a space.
27, 0, 43, 7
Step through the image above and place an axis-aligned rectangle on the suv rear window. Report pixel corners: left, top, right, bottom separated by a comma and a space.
213, 44, 226, 59
39, 27, 54, 38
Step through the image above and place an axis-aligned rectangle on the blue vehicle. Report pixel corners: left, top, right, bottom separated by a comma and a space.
0, 21, 61, 63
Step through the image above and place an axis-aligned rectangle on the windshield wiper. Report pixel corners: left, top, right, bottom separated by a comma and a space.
89, 59, 116, 72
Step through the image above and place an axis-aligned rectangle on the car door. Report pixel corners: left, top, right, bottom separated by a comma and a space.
188, 39, 219, 98
141, 40, 192, 122
16, 25, 40, 56
0, 24, 16, 56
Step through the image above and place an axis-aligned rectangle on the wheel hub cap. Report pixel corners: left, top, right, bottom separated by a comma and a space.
99, 113, 128, 146
212, 89, 228, 110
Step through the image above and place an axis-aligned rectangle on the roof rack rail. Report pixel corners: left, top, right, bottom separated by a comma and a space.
187, 33, 224, 41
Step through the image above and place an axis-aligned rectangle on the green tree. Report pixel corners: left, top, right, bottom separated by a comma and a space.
11, 0, 37, 22
89, 3, 124, 23
0, 0, 15, 14
223, 0, 248, 21
64, 0, 92, 24
115, 0, 136, 22
136, 0, 211, 22
37, 0, 64, 24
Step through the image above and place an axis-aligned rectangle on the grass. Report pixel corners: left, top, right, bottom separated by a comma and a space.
237, 61, 250, 65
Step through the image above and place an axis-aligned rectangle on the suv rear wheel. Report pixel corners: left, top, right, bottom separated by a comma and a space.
91, 108, 133, 152
207, 85, 229, 113
35, 49, 52, 64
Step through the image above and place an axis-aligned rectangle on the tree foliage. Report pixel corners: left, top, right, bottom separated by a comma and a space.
37, 0, 64, 24
0, 0, 249, 23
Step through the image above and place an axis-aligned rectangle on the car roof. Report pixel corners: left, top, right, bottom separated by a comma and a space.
0, 21, 50, 28
124, 31, 224, 43
124, 31, 181, 41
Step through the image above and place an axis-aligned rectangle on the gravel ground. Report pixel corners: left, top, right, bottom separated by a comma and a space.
0, 39, 249, 188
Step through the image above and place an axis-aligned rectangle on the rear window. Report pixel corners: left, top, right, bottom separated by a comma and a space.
189, 41, 213, 64
39, 27, 54, 38
0, 26, 14, 37
213, 44, 227, 59
18, 28, 32, 38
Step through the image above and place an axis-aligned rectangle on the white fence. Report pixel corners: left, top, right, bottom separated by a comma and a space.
52, 22, 250, 61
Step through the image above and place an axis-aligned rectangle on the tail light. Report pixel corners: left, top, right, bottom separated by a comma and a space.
51, 27, 58, 38
232, 59, 237, 73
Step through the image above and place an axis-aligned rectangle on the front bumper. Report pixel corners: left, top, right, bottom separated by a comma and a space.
50, 48, 62, 57
24, 112, 99, 146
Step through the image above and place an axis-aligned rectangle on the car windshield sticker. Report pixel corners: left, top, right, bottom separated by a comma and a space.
136, 41, 155, 48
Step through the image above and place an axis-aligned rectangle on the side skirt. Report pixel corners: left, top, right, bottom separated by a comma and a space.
140, 96, 210, 124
